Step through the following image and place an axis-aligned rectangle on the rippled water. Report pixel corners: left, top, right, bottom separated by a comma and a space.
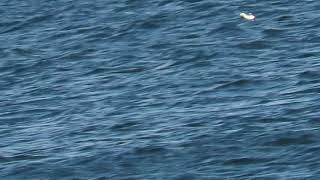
1, 0, 320, 179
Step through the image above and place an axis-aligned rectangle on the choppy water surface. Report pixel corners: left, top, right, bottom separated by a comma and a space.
1, 0, 320, 179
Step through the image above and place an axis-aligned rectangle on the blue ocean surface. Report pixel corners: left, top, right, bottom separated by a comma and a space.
1, 0, 320, 179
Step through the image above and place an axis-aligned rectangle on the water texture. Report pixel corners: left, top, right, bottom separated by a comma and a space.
0, 0, 320, 179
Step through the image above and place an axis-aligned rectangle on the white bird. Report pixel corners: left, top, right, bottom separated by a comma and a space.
240, 13, 256, 21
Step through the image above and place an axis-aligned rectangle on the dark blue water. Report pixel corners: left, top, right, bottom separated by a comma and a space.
1, 0, 320, 179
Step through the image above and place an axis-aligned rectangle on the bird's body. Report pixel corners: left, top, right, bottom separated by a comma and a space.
240, 13, 256, 20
